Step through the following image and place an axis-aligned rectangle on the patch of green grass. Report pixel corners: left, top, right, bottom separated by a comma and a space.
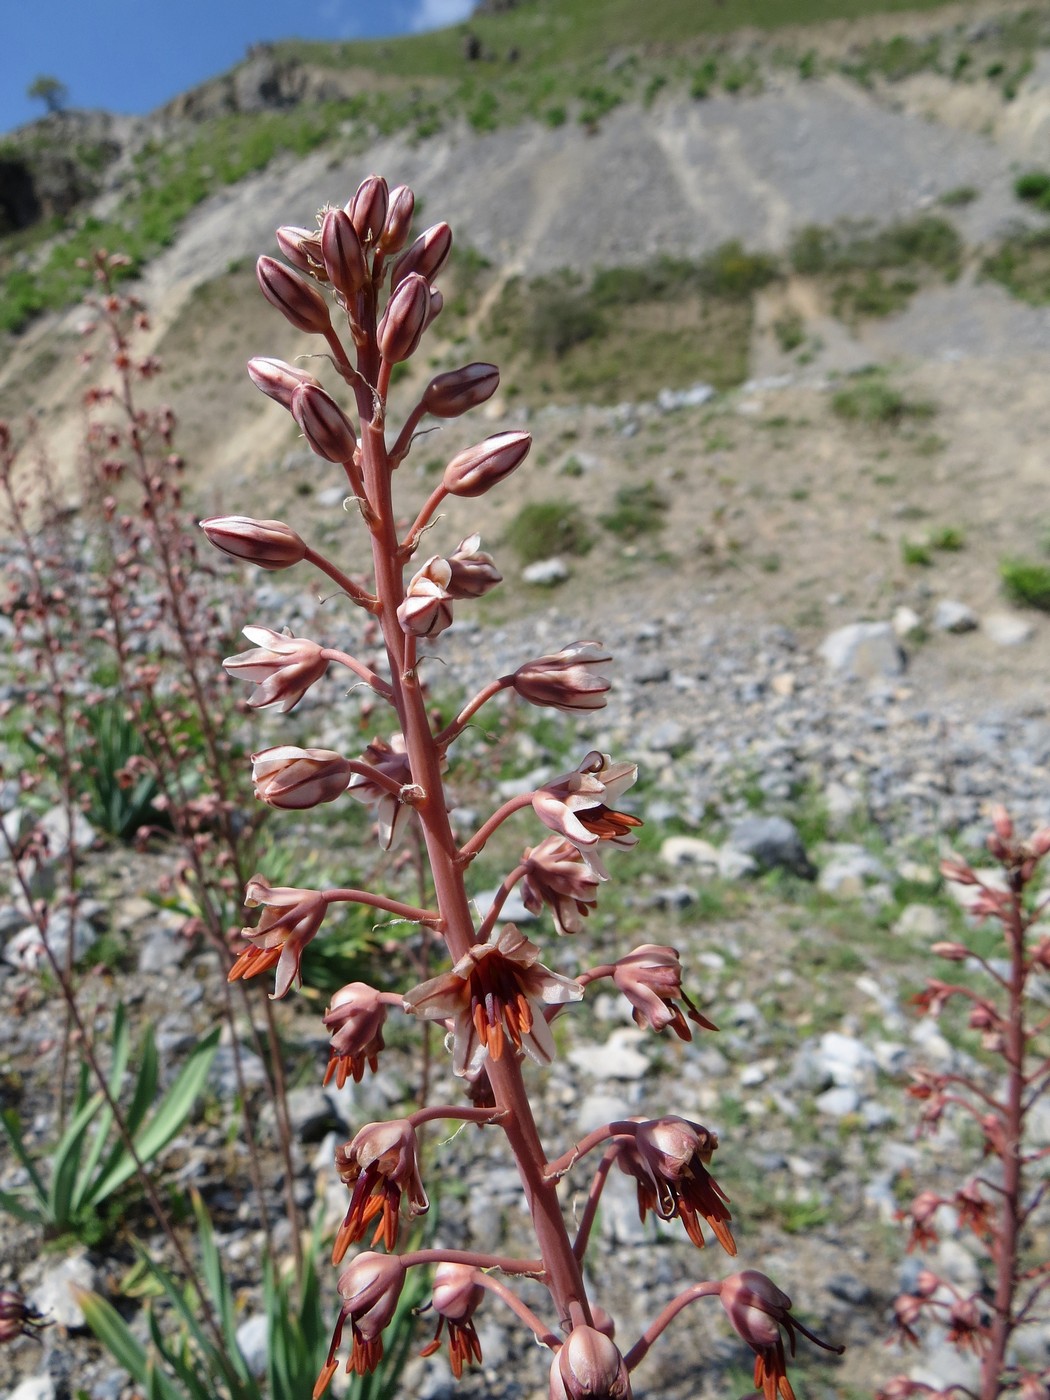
929, 525, 965, 551
938, 185, 978, 208
1014, 169, 1050, 210
831, 371, 936, 428
599, 482, 669, 538
773, 311, 805, 352
1000, 557, 1050, 611
843, 32, 941, 84
901, 539, 933, 567
505, 500, 593, 565
982, 226, 1050, 304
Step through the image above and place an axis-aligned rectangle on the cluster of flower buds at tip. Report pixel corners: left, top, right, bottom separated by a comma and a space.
323, 982, 387, 1086
378, 272, 431, 363
276, 225, 324, 278
314, 1251, 406, 1395
251, 745, 353, 809
247, 357, 323, 410
229, 876, 328, 999
391, 221, 453, 290
378, 183, 415, 255
397, 557, 453, 638
291, 383, 358, 463
422, 362, 500, 418
320, 208, 368, 298
612, 944, 716, 1039
347, 174, 389, 245
256, 255, 333, 335
420, 1263, 485, 1378
445, 534, 502, 599
200, 515, 307, 571
512, 642, 612, 713
333, 1118, 428, 1257
549, 1326, 632, 1400
223, 625, 329, 712
443, 430, 531, 498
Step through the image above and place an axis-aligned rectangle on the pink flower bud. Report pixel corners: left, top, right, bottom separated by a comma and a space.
291, 383, 358, 462
275, 224, 324, 276
377, 272, 430, 363
391, 221, 453, 289
256, 256, 333, 335
323, 982, 387, 1086
443, 431, 531, 498
445, 534, 502, 599
247, 357, 323, 410
931, 941, 970, 962
321, 208, 367, 297
512, 642, 612, 713
549, 1326, 631, 1400
431, 1263, 484, 1324
347, 174, 389, 243
200, 515, 307, 570
719, 1270, 840, 1397
612, 944, 716, 1038
397, 557, 453, 638
422, 363, 500, 418
223, 625, 329, 712
251, 745, 352, 809
378, 183, 415, 254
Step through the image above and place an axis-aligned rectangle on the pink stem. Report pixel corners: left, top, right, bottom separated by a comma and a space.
476, 864, 527, 942
624, 1283, 723, 1370
434, 677, 511, 747
470, 1272, 561, 1348
322, 647, 393, 700
546, 1122, 639, 1181
303, 546, 377, 609
323, 888, 439, 925
459, 793, 536, 863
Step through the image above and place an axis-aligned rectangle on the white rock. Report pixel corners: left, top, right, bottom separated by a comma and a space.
659, 836, 720, 872
894, 903, 946, 940
31, 1251, 97, 1329
5, 1378, 55, 1400
819, 622, 905, 680
818, 844, 890, 898
932, 599, 978, 633
522, 558, 569, 585
892, 605, 923, 638
568, 1028, 650, 1081
818, 1031, 878, 1088
815, 1085, 860, 1116
718, 848, 758, 881
984, 611, 1034, 646
236, 1314, 269, 1377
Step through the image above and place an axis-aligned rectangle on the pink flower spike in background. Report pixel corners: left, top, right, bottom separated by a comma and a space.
223, 625, 329, 712
404, 923, 582, 1075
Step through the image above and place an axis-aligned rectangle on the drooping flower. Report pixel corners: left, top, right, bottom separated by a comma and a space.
346, 734, 416, 849
323, 982, 387, 1087
532, 752, 641, 878
251, 746, 352, 809
549, 1326, 632, 1400
419, 1263, 485, 1378
333, 1119, 429, 1259
720, 1270, 841, 1400
511, 643, 612, 713
612, 945, 716, 1039
403, 923, 583, 1076
228, 876, 328, 999
520, 835, 600, 935
314, 1253, 406, 1396
223, 626, 329, 712
618, 1116, 735, 1254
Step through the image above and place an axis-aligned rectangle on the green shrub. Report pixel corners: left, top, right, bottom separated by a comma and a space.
982, 227, 1050, 304
831, 373, 935, 427
1000, 558, 1050, 611
695, 240, 779, 299
600, 482, 669, 538
690, 58, 719, 99
505, 501, 592, 564
1014, 170, 1050, 207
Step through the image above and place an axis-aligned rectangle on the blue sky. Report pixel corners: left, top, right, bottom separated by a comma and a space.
2, 0, 475, 135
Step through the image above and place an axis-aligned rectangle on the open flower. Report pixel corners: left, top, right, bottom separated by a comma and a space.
228, 876, 327, 999
521, 835, 600, 935
720, 1270, 841, 1400
333, 1119, 428, 1258
314, 1253, 406, 1396
549, 1326, 632, 1400
512, 642, 612, 713
403, 923, 583, 1076
532, 752, 641, 878
252, 746, 352, 809
420, 1263, 485, 1378
346, 734, 416, 849
223, 625, 329, 712
612, 945, 716, 1039
323, 982, 387, 1087
618, 1116, 735, 1254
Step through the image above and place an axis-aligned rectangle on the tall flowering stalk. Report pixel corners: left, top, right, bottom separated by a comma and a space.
206, 175, 842, 1399
882, 809, 1050, 1400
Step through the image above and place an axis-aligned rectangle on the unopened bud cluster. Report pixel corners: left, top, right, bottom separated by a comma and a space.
203, 174, 841, 1400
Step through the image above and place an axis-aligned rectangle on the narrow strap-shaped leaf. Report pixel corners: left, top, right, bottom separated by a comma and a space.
76, 1005, 131, 1207
89, 1024, 159, 1195
0, 1110, 48, 1209
0, 1185, 44, 1225
48, 1088, 104, 1228
191, 1190, 250, 1377
146, 1305, 210, 1400
77, 1290, 182, 1400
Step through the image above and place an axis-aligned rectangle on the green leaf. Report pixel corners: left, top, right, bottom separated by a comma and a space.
0, 1109, 48, 1209
48, 1087, 105, 1229
0, 1185, 45, 1225
77, 1290, 183, 1400
76, 1006, 132, 1210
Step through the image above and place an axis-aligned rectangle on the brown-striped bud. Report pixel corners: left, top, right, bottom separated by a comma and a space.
550, 1327, 631, 1400
252, 746, 353, 809
377, 273, 430, 364
445, 534, 501, 599
247, 357, 322, 410
321, 208, 368, 298
200, 515, 307, 570
424, 288, 443, 330
348, 174, 389, 243
378, 184, 415, 255
397, 557, 453, 638
423, 363, 500, 418
291, 383, 358, 462
256, 256, 332, 335
275, 225, 324, 277
391, 222, 453, 290
443, 431, 531, 498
